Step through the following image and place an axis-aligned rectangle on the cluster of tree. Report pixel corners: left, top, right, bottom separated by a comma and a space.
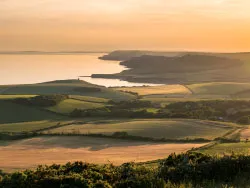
12, 95, 69, 107
44, 132, 210, 143
120, 90, 140, 98
69, 99, 250, 124
1, 153, 250, 188
70, 108, 153, 118
159, 152, 250, 186
165, 100, 250, 124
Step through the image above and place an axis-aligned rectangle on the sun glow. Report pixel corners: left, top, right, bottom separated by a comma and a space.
1, 0, 250, 51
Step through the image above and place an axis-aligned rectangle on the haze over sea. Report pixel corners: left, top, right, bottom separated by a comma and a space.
0, 53, 158, 87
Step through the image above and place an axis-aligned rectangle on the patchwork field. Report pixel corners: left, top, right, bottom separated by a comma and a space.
114, 85, 191, 96
45, 119, 236, 140
0, 136, 207, 172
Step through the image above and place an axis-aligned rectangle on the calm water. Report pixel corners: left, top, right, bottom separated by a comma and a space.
0, 53, 158, 87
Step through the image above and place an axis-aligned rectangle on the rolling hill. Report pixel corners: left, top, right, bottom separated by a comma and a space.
0, 79, 135, 101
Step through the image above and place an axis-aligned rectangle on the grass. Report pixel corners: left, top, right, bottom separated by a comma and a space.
0, 95, 36, 99
47, 99, 106, 114
197, 142, 250, 155
69, 95, 109, 103
0, 136, 207, 172
0, 79, 135, 101
186, 82, 250, 95
45, 119, 236, 140
0, 100, 62, 125
113, 85, 191, 96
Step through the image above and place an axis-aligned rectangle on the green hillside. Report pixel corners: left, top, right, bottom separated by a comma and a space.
0, 79, 135, 101
47, 99, 106, 114
186, 82, 250, 95
0, 100, 61, 124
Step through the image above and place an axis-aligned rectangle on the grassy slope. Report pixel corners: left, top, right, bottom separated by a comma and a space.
0, 100, 61, 124
0, 100, 68, 132
197, 142, 250, 155
0, 95, 36, 99
45, 119, 236, 140
0, 79, 135, 101
114, 85, 191, 96
186, 82, 250, 95
69, 95, 109, 103
47, 99, 105, 114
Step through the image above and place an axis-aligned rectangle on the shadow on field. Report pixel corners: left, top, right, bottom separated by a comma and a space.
11, 136, 165, 151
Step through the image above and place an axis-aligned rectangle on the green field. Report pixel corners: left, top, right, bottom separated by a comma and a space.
0, 100, 62, 124
69, 95, 109, 103
0, 95, 36, 99
45, 119, 237, 140
47, 99, 106, 114
197, 142, 250, 155
186, 82, 250, 95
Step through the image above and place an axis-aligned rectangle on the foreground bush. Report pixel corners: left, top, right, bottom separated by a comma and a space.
1, 153, 250, 187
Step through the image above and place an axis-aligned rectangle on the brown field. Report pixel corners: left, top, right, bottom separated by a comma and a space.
114, 85, 191, 96
0, 136, 207, 172
241, 126, 250, 140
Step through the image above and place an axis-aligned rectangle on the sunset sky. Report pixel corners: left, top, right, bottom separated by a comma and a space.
1, 0, 250, 52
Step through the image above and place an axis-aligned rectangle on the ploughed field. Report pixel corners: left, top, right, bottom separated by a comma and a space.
0, 136, 207, 172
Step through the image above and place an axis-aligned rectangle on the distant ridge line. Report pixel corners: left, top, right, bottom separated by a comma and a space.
0, 51, 109, 54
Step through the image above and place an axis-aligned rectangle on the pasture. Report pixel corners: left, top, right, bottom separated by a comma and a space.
45, 119, 236, 140
69, 95, 109, 103
114, 85, 191, 96
0, 136, 207, 172
186, 82, 250, 95
0, 100, 61, 125
47, 99, 106, 114
0, 95, 36, 99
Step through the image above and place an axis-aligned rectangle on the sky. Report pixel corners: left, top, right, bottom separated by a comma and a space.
1, 0, 250, 52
